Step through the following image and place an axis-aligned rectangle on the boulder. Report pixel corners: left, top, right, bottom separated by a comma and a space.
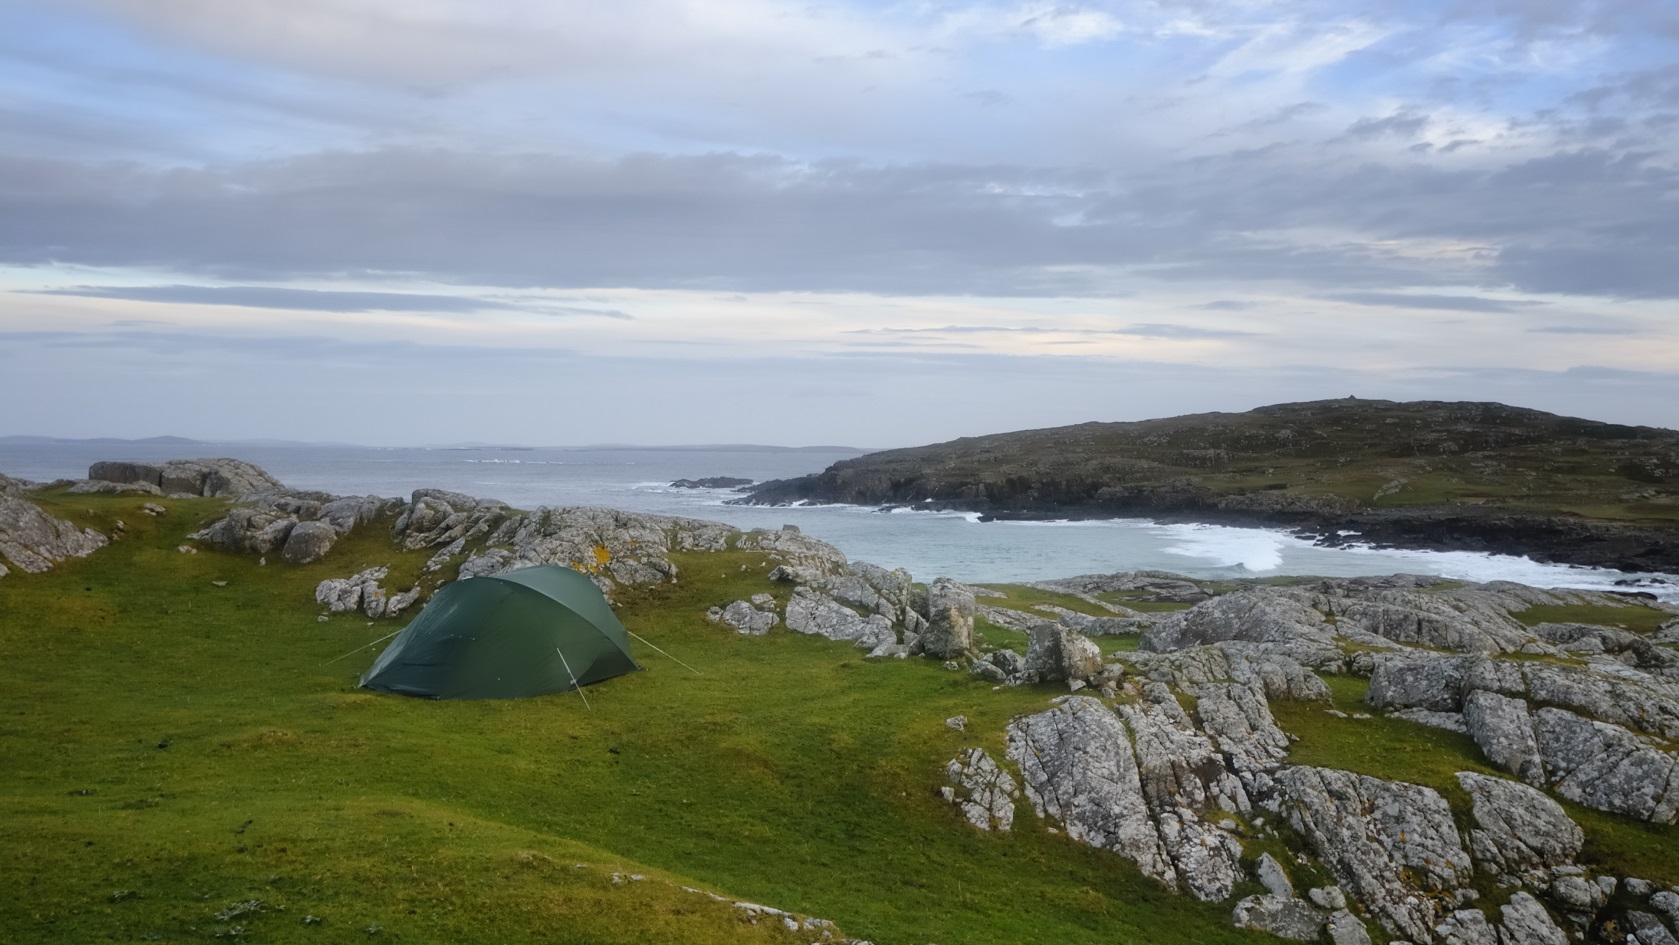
1006, 697, 1176, 889
1455, 772, 1583, 879
1024, 623, 1103, 682
708, 599, 778, 636
1325, 911, 1372, 945
784, 586, 893, 649
1532, 707, 1678, 824
1498, 893, 1569, 945
0, 495, 108, 574
1627, 911, 1679, 945
280, 520, 338, 564
942, 748, 1018, 831
1256, 852, 1295, 898
1463, 690, 1544, 785
87, 458, 284, 497
315, 567, 391, 615
1436, 908, 1498, 945
1276, 766, 1473, 942
1231, 895, 1325, 941
922, 578, 976, 659
1141, 588, 1333, 652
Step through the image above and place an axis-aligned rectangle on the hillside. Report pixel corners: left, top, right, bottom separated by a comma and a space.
3, 460, 1678, 945
738, 399, 1679, 572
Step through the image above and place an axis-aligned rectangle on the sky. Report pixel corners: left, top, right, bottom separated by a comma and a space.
2, 0, 1677, 446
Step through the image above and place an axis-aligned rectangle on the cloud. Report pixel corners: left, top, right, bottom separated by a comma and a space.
1527, 324, 1642, 335
1323, 292, 1547, 313
31, 284, 514, 313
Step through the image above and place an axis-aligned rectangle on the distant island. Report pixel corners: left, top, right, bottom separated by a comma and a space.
736, 398, 1679, 573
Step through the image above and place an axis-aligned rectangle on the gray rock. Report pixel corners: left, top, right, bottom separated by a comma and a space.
1309, 886, 1348, 911
386, 585, 421, 617
945, 715, 967, 731
1231, 894, 1325, 941
923, 578, 976, 659
1340, 589, 1531, 653
1532, 707, 1678, 823
1545, 875, 1604, 913
1627, 911, 1679, 945
280, 520, 339, 564
1463, 690, 1544, 785
66, 478, 162, 495
943, 748, 1018, 831
1141, 588, 1333, 652
315, 566, 390, 615
1257, 852, 1295, 898
1188, 680, 1292, 775
1025, 623, 1103, 682
1326, 909, 1373, 945
1497, 893, 1568, 945
865, 641, 910, 660
1277, 766, 1473, 943
0, 495, 108, 574
1650, 891, 1679, 925
1368, 652, 1476, 712
710, 599, 778, 635
87, 458, 285, 498
1436, 908, 1498, 945
1392, 708, 1470, 733
1456, 772, 1583, 879
1006, 696, 1176, 889
784, 586, 894, 649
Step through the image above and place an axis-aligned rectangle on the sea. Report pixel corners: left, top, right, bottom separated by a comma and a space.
4, 441, 1676, 602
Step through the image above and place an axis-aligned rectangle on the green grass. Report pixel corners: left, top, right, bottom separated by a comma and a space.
973, 583, 1118, 618
1, 493, 1267, 945
1513, 603, 1674, 634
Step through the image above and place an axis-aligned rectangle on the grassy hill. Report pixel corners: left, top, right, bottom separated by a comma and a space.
739, 399, 1679, 572
1, 489, 1271, 945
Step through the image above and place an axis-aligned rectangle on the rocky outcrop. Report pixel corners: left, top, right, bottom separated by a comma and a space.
941, 748, 1017, 831
1024, 624, 1102, 682
784, 586, 893, 649
1276, 766, 1473, 942
87, 458, 283, 498
1456, 772, 1583, 883
1532, 707, 1678, 823
315, 567, 420, 619
280, 520, 338, 564
1463, 690, 1544, 784
450, 504, 733, 595
922, 578, 976, 659
706, 596, 779, 635
1141, 589, 1334, 652
0, 495, 108, 575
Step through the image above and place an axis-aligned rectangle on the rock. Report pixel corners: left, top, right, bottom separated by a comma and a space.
67, 478, 162, 495
943, 748, 1018, 831
865, 641, 910, 659
87, 458, 284, 497
1309, 886, 1348, 911
1650, 891, 1679, 925
1325, 910, 1373, 945
945, 716, 967, 731
1276, 766, 1473, 942
1626, 911, 1679, 945
1532, 707, 1678, 823
1387, 710, 1467, 736
1231, 894, 1325, 941
1024, 623, 1103, 682
1141, 589, 1333, 653
141, 502, 166, 516
1455, 772, 1583, 878
1463, 691, 1544, 785
315, 567, 390, 615
784, 586, 894, 649
0, 495, 108, 574
1257, 852, 1295, 898
669, 477, 753, 489
1498, 893, 1568, 945
710, 599, 778, 635
923, 578, 976, 659
1006, 696, 1176, 889
1340, 589, 1531, 653
1436, 908, 1498, 945
386, 586, 421, 617
1369, 652, 1476, 712
280, 520, 338, 564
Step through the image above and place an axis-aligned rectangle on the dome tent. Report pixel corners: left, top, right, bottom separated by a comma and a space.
360, 564, 639, 700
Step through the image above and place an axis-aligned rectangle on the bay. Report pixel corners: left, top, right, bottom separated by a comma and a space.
3, 441, 1674, 601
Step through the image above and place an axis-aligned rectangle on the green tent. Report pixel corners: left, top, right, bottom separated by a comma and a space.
360, 564, 639, 700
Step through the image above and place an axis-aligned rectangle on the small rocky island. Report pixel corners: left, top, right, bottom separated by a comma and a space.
737, 398, 1679, 574
2, 454, 1676, 945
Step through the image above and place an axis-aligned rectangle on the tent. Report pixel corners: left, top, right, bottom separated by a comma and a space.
360, 564, 639, 700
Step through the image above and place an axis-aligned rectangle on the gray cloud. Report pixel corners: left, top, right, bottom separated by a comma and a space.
849, 324, 1258, 338
33, 284, 514, 313
1323, 292, 1546, 313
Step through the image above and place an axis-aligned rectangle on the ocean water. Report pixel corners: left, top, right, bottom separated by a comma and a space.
4, 442, 1676, 601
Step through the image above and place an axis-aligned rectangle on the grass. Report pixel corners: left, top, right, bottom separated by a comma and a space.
973, 583, 1118, 618
1, 492, 1267, 945
1512, 603, 1674, 634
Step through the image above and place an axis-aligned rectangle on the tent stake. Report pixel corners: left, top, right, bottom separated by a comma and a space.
626, 630, 702, 675
324, 626, 405, 665
556, 648, 592, 711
